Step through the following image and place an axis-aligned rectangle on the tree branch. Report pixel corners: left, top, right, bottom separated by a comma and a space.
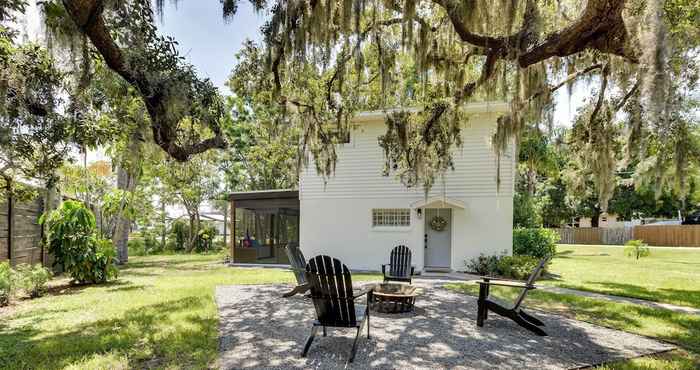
61, 0, 227, 161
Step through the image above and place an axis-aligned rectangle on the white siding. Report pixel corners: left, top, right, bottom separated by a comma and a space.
299, 107, 515, 272
300, 113, 514, 200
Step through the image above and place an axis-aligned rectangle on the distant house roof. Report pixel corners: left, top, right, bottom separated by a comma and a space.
228, 189, 298, 201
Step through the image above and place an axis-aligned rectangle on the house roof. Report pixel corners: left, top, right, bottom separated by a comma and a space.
228, 189, 298, 201
352, 101, 510, 124
410, 197, 466, 209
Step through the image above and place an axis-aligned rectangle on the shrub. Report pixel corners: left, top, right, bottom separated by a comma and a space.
128, 238, 147, 256
467, 253, 502, 275
513, 228, 558, 259
497, 255, 541, 280
624, 239, 650, 260
14, 264, 51, 298
0, 262, 15, 306
40, 200, 119, 284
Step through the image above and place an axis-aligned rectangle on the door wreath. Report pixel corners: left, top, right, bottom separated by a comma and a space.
430, 216, 447, 231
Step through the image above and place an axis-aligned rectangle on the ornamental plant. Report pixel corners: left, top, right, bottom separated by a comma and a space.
14, 263, 51, 298
40, 200, 118, 284
624, 240, 651, 260
0, 262, 15, 306
512, 228, 559, 259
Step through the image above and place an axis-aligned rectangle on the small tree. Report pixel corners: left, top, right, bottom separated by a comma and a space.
624, 240, 651, 260
40, 200, 119, 284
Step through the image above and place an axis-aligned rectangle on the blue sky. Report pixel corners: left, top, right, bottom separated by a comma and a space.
156, 1, 267, 93
155, 1, 584, 126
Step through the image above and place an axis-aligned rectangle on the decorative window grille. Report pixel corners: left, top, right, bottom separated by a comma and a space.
372, 209, 410, 227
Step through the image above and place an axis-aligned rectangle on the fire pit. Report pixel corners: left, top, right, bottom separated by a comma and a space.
369, 283, 421, 313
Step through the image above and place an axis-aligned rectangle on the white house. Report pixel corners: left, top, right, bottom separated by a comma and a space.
298, 101, 514, 272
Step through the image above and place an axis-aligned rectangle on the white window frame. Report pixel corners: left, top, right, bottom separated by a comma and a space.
371, 208, 411, 230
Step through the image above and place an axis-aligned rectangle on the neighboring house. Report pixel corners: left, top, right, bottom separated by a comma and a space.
577, 214, 682, 228
578, 214, 627, 228
299, 102, 514, 272
229, 102, 514, 272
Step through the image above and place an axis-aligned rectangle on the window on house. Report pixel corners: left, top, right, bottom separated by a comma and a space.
372, 209, 410, 227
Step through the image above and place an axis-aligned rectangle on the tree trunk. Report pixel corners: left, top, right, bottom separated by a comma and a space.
111, 129, 142, 264
42, 178, 61, 267
591, 207, 601, 228
113, 166, 137, 264
160, 199, 166, 249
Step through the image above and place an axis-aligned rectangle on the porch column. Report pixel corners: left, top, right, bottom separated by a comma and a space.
230, 199, 236, 262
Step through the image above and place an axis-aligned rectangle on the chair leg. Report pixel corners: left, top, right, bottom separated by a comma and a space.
477, 285, 487, 327
519, 309, 545, 326
301, 326, 318, 357
512, 313, 547, 336
366, 308, 371, 338
348, 327, 362, 363
323, 326, 327, 337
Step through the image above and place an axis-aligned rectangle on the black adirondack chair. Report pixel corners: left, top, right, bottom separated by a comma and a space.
476, 257, 549, 336
382, 245, 414, 284
302, 255, 370, 363
282, 243, 309, 298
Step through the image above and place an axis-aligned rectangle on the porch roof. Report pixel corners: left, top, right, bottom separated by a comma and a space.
229, 189, 299, 210
410, 196, 466, 209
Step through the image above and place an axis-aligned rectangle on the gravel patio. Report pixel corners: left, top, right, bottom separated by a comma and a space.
215, 281, 674, 369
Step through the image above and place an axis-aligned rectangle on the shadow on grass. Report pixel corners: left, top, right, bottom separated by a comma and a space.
0, 296, 217, 370
43, 280, 131, 297
446, 283, 700, 355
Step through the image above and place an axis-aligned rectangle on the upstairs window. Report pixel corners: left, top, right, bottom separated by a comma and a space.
372, 209, 410, 227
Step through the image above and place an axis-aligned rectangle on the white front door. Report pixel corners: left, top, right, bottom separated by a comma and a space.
424, 208, 452, 268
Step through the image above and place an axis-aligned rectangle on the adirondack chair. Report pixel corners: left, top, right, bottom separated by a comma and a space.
282, 243, 308, 298
382, 245, 415, 284
476, 257, 549, 336
302, 255, 371, 363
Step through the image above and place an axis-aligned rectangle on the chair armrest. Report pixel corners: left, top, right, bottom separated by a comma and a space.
477, 280, 536, 289
282, 283, 310, 298
382, 264, 388, 275
481, 276, 525, 283
353, 288, 372, 300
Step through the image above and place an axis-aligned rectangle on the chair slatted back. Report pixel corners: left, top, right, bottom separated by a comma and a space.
285, 243, 307, 285
514, 257, 549, 309
389, 245, 412, 277
305, 255, 357, 327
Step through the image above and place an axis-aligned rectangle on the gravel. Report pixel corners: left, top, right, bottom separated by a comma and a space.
215, 282, 674, 370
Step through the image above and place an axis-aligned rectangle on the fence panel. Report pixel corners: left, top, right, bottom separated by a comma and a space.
555, 225, 700, 247
633, 225, 700, 247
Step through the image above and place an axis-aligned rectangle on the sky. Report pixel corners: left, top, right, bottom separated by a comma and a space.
153, 1, 586, 127
19, 0, 586, 166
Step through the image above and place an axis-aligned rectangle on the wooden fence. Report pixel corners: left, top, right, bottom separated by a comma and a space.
0, 195, 46, 266
554, 225, 700, 247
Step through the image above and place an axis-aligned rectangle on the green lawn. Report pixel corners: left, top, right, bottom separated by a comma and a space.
544, 244, 700, 308
2, 250, 698, 369
0, 254, 380, 369
445, 283, 700, 370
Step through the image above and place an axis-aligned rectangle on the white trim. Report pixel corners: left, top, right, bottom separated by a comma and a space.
411, 197, 466, 209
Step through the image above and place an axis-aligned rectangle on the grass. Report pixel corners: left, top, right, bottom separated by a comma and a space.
543, 244, 700, 308
445, 283, 700, 370
0, 254, 381, 369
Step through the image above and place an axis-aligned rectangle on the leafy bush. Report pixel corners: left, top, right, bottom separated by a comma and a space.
14, 264, 51, 298
513, 228, 558, 259
128, 238, 147, 256
624, 239, 651, 260
0, 262, 15, 306
467, 253, 503, 275
40, 200, 119, 284
497, 255, 541, 280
